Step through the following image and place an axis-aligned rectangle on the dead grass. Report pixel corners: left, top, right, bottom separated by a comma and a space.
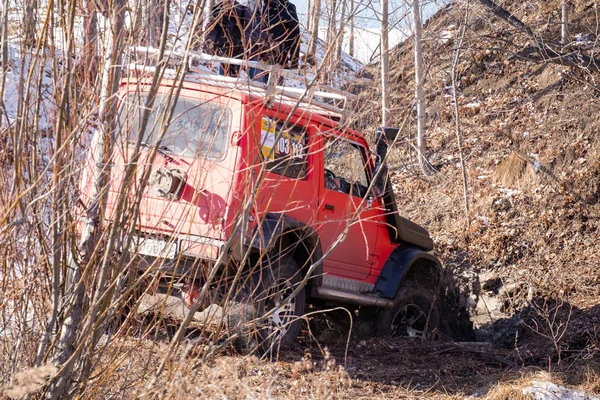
3, 364, 57, 399
492, 152, 538, 190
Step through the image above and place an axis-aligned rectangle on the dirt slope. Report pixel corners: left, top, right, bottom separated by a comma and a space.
351, 0, 600, 327
335, 0, 600, 395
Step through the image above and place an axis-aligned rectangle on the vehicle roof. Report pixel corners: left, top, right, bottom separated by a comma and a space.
120, 74, 367, 143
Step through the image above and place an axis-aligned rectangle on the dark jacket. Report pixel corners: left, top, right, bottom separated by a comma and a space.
248, 0, 301, 67
203, 0, 251, 64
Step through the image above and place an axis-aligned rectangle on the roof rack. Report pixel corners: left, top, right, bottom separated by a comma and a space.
127, 46, 359, 119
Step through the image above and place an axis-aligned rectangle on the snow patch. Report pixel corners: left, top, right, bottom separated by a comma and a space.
438, 29, 454, 44
523, 381, 600, 400
0, 42, 55, 130
464, 101, 481, 108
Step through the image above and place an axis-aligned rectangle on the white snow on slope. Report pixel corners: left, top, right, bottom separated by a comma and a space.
0, 44, 55, 130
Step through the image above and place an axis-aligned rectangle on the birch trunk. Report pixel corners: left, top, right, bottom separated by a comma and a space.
412, 0, 432, 176
336, 0, 346, 61
309, 0, 321, 57
381, 0, 390, 126
561, 0, 569, 45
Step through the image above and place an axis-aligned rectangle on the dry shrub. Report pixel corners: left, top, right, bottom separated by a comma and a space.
485, 373, 549, 400
3, 364, 57, 399
486, 384, 534, 400
135, 349, 350, 399
579, 367, 600, 395
492, 152, 538, 190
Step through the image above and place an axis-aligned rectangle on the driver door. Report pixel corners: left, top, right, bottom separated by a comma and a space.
316, 133, 382, 281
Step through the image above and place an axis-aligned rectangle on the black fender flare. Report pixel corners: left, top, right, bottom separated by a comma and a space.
247, 213, 324, 286
373, 246, 442, 299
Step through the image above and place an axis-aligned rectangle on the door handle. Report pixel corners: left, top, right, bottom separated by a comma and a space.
324, 204, 335, 211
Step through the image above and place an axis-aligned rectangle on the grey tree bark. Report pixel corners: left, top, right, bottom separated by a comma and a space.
336, 0, 346, 61
23, 0, 37, 48
309, 0, 321, 57
561, 0, 569, 45
381, 0, 390, 126
451, 8, 470, 229
0, 0, 9, 99
412, 0, 433, 176
349, 0, 354, 57
327, 0, 338, 56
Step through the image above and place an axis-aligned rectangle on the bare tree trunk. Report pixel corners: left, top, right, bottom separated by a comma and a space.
381, 0, 390, 126
0, 0, 9, 99
349, 0, 354, 57
307, 0, 312, 33
23, 0, 37, 48
82, 0, 98, 88
49, 0, 126, 396
412, 0, 432, 176
309, 0, 321, 57
336, 0, 346, 61
561, 0, 569, 45
451, 11, 470, 229
131, 0, 170, 46
327, 0, 338, 53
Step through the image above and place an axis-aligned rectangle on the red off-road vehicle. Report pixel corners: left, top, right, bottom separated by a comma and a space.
79, 50, 472, 352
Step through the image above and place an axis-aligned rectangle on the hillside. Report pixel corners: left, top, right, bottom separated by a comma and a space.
2, 1, 600, 398
351, 0, 600, 382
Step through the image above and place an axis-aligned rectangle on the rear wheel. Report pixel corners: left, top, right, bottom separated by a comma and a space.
228, 255, 305, 354
377, 284, 441, 339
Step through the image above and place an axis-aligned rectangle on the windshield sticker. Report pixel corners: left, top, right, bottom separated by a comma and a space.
260, 116, 305, 161
261, 117, 277, 160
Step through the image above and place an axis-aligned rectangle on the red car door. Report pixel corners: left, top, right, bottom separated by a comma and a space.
316, 131, 383, 282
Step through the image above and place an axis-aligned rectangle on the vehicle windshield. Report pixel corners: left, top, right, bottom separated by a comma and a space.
119, 93, 232, 159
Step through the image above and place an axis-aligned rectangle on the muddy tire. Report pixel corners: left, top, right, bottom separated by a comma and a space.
438, 271, 476, 341
228, 255, 305, 354
377, 283, 441, 339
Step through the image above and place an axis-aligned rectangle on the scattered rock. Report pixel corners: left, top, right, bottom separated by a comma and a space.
479, 271, 501, 292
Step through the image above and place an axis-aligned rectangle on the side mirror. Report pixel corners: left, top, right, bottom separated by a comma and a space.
372, 126, 399, 198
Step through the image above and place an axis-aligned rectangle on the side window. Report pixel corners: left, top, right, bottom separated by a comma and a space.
324, 136, 369, 197
259, 116, 308, 179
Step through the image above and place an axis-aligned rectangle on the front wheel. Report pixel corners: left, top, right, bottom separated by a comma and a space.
377, 283, 441, 339
228, 255, 305, 354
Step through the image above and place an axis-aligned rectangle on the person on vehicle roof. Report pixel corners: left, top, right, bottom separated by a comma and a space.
246, 0, 301, 83
202, 0, 251, 77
